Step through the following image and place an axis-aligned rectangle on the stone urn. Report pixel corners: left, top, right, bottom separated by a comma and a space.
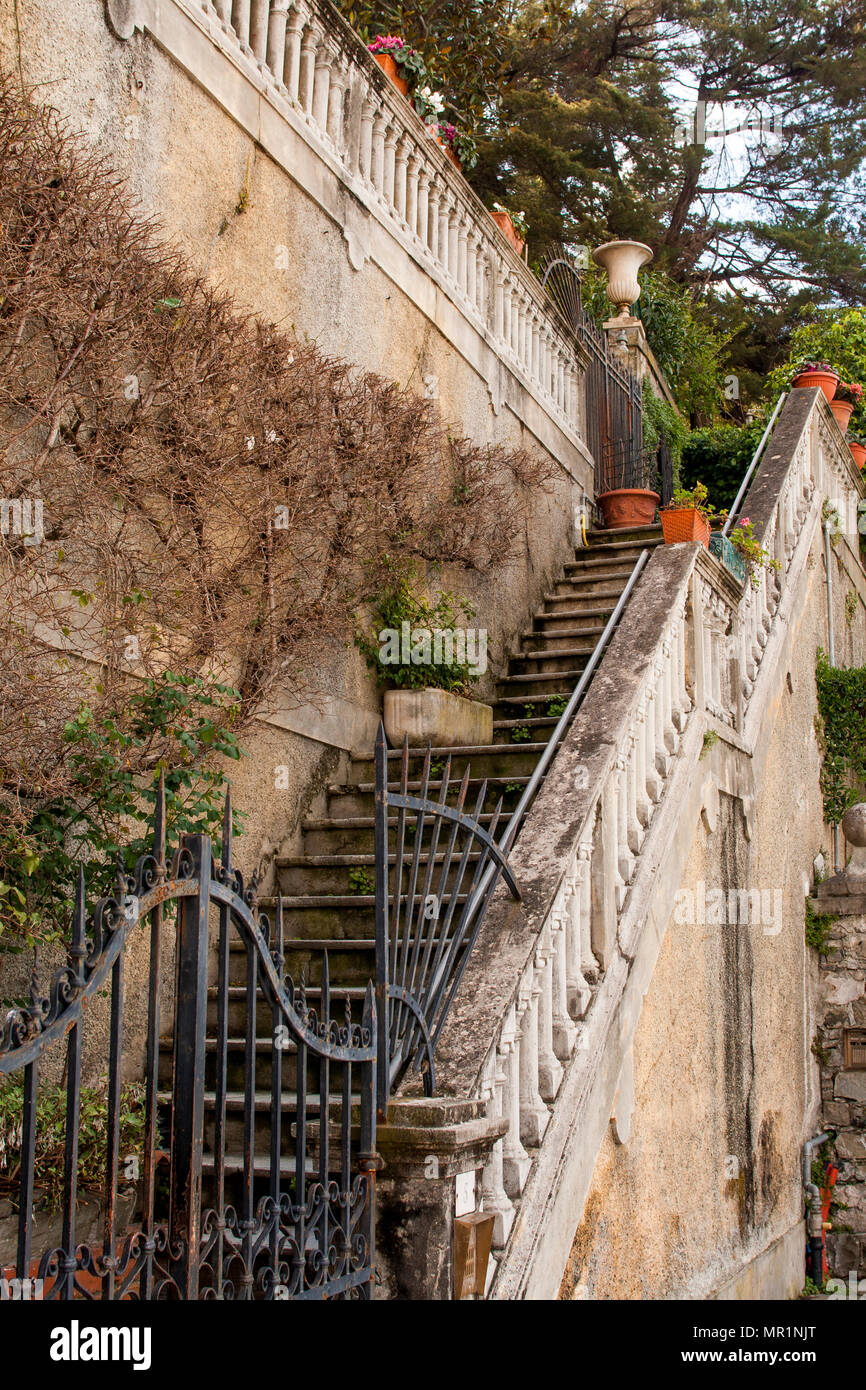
592, 239, 653, 316
841, 804, 866, 888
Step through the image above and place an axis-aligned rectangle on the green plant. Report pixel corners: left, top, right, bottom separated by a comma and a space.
680, 422, 765, 512
0, 1077, 149, 1213
0, 674, 244, 957
845, 589, 859, 626
429, 759, 446, 779
504, 782, 523, 795
641, 379, 688, 489
348, 866, 375, 895
728, 518, 781, 589
546, 697, 567, 718
357, 559, 480, 694
664, 480, 726, 525
510, 724, 531, 743
815, 650, 866, 822
805, 897, 837, 956
811, 1033, 831, 1067
492, 202, 528, 238
700, 729, 719, 759
801, 1275, 829, 1297
768, 310, 866, 436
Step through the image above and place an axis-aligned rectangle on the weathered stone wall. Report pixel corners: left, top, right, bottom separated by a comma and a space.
0, 0, 589, 885
809, 824, 866, 1280
559, 515, 866, 1299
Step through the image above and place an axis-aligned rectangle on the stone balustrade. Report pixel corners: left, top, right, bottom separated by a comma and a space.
427, 387, 865, 1296
163, 0, 587, 439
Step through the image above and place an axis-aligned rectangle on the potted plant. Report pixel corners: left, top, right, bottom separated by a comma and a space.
660, 482, 721, 549
726, 517, 781, 590
791, 360, 839, 400
428, 122, 478, 172
848, 436, 866, 469
829, 380, 863, 433
357, 564, 492, 747
368, 36, 426, 97
491, 203, 528, 256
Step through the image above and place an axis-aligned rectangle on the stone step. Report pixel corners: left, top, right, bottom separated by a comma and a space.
347, 742, 546, 784
326, 775, 525, 820
301, 811, 501, 855
276, 849, 485, 897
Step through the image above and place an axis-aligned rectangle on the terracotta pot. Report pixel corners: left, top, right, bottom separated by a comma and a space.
792, 369, 838, 401
660, 507, 711, 548
848, 441, 866, 468
830, 398, 854, 432
491, 209, 525, 256
597, 488, 660, 529
373, 52, 409, 96
445, 146, 462, 171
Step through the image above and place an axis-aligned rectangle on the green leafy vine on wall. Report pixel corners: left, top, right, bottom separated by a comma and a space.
815, 649, 866, 823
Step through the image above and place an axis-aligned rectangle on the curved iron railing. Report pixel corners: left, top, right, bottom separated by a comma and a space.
374, 727, 520, 1111
0, 776, 377, 1300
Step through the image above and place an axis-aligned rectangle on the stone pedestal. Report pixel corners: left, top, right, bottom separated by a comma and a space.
373, 1097, 507, 1299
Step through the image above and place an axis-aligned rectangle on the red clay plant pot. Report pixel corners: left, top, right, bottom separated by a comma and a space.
792, 369, 839, 400
491, 209, 525, 256
849, 441, 866, 468
373, 53, 409, 95
830, 399, 854, 433
597, 488, 660, 530
660, 507, 711, 548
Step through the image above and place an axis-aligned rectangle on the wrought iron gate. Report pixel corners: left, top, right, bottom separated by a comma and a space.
0, 778, 377, 1300
374, 726, 521, 1112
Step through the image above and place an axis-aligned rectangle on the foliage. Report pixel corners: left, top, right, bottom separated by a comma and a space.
815, 650, 866, 823
680, 423, 764, 513
0, 1077, 149, 1213
0, 674, 243, 953
805, 898, 837, 957
583, 266, 729, 419
356, 559, 481, 694
768, 309, 866, 435
835, 381, 864, 406
700, 729, 718, 759
493, 202, 528, 238
348, 866, 375, 895
641, 379, 688, 488
663, 481, 725, 525
728, 519, 781, 590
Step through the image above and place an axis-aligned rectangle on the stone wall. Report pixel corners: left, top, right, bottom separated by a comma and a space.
810, 810, 866, 1281
0, 0, 595, 886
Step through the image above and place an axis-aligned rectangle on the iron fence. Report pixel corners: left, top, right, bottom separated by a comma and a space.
0, 777, 377, 1300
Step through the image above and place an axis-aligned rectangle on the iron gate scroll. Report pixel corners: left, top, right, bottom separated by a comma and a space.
0, 778, 377, 1300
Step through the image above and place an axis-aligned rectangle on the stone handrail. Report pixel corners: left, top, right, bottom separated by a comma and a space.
113, 0, 588, 439
423, 387, 864, 1296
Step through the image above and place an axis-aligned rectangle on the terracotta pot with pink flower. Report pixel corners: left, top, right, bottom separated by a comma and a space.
791, 361, 840, 399
830, 381, 863, 434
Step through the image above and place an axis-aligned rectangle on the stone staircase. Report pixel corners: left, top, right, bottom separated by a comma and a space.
163, 525, 662, 1191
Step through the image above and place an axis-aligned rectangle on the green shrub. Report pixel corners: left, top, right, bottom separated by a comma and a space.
357, 560, 480, 694
815, 650, 866, 823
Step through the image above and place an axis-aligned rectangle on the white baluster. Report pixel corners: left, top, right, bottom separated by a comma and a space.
265, 0, 289, 82
358, 94, 376, 184
500, 1007, 530, 1196
427, 181, 441, 261
518, 969, 549, 1147
394, 134, 410, 224
416, 168, 430, 249
537, 928, 563, 1100
371, 108, 387, 196
551, 914, 577, 1059
480, 1052, 515, 1246
326, 57, 348, 152
283, 3, 307, 100
231, 0, 252, 53
312, 40, 332, 133
249, 0, 269, 62
406, 150, 420, 236
298, 23, 318, 114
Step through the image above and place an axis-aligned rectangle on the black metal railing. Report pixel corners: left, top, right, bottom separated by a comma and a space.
578, 310, 643, 499
0, 777, 377, 1300
373, 727, 521, 1113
